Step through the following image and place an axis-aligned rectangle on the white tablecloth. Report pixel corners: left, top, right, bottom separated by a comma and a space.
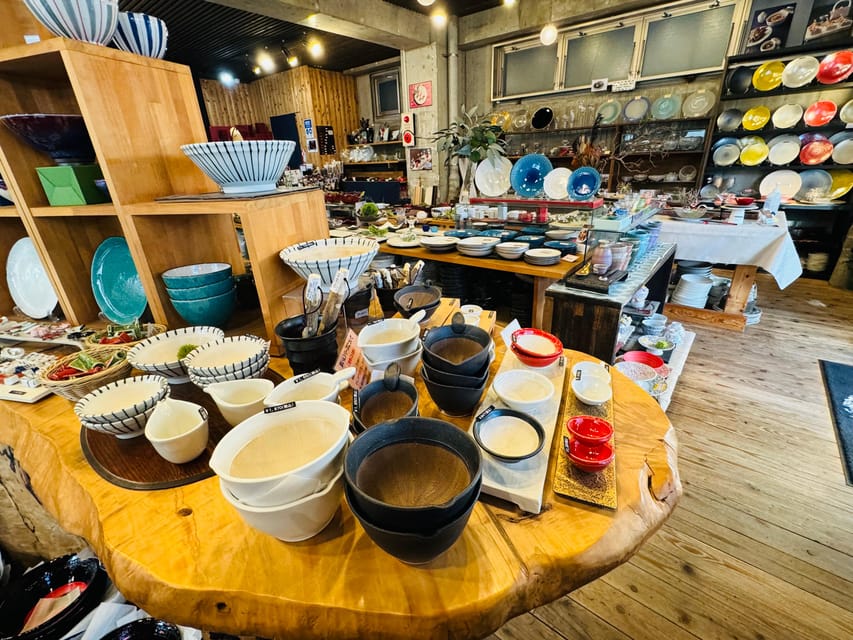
654, 212, 802, 289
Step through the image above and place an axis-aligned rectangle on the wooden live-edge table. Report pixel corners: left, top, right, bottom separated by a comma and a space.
0, 338, 681, 640
377, 244, 574, 329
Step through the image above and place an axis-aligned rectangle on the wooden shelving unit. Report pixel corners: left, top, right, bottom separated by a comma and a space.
0, 37, 327, 350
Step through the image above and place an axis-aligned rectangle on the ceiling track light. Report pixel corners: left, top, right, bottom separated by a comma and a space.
540, 23, 558, 46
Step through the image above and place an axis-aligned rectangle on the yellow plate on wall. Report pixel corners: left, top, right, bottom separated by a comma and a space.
752, 60, 786, 91
828, 169, 853, 199
740, 141, 770, 166
742, 106, 771, 130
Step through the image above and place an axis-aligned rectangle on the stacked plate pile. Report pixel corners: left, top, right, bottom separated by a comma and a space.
806, 252, 829, 272
523, 248, 561, 266
671, 274, 714, 308
676, 260, 713, 280
495, 241, 530, 260
183, 335, 270, 388
457, 236, 500, 257
438, 263, 468, 299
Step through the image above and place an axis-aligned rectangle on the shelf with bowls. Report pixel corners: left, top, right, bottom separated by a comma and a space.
29, 203, 118, 217
342, 160, 405, 166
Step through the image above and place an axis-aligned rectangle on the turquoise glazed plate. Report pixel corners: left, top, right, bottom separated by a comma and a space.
510, 154, 553, 198
91, 237, 147, 324
651, 94, 683, 120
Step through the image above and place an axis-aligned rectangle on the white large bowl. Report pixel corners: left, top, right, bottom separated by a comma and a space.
279, 237, 379, 289
112, 11, 168, 59
493, 369, 555, 413
181, 140, 295, 194
24, 0, 118, 45
144, 399, 209, 464
209, 400, 351, 507
127, 326, 224, 384
219, 467, 344, 542
182, 335, 270, 377
361, 342, 423, 377
264, 368, 356, 407
356, 313, 423, 363
74, 375, 169, 424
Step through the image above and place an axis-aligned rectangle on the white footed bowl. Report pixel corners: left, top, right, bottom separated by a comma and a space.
74, 374, 168, 424
181, 140, 295, 194
145, 399, 209, 464
206, 378, 274, 427
493, 369, 554, 413
356, 312, 424, 363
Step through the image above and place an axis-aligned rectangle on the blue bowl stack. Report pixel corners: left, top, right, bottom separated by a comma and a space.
162, 263, 235, 328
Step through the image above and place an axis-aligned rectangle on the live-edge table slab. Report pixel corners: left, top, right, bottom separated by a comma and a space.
0, 346, 681, 639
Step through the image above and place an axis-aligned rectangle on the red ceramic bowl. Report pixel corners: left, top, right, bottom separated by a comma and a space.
511, 328, 563, 359
735, 196, 755, 206
619, 350, 665, 370
803, 100, 837, 127
566, 415, 613, 446
800, 140, 834, 165
817, 50, 853, 84
510, 343, 560, 368
565, 437, 614, 473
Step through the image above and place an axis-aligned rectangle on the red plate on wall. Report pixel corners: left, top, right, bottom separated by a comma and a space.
800, 140, 834, 165
817, 50, 853, 84
803, 100, 838, 126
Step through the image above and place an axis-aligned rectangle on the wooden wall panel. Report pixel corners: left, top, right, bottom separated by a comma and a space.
201, 67, 359, 165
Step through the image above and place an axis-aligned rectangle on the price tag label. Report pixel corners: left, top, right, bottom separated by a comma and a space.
335, 329, 371, 390
264, 402, 296, 414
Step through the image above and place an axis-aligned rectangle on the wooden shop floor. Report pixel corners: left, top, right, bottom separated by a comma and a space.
486, 273, 853, 640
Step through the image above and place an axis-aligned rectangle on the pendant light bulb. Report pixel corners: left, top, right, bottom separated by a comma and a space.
540, 24, 558, 45
417, 0, 436, 5
431, 10, 447, 27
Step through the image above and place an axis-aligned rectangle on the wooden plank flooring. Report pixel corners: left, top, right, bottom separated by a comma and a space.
489, 274, 853, 640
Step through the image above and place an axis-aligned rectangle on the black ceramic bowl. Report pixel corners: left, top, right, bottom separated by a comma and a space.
346, 481, 480, 564
98, 618, 182, 640
0, 114, 96, 165
353, 375, 419, 433
376, 286, 401, 312
421, 367, 487, 417
344, 417, 482, 533
421, 317, 492, 376
421, 358, 489, 388
274, 316, 339, 374
0, 554, 108, 640
393, 285, 442, 320
472, 406, 546, 463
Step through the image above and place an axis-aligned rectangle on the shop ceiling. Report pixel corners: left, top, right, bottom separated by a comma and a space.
119, 0, 505, 82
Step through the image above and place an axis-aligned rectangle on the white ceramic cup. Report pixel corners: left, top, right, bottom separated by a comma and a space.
145, 399, 209, 464
205, 378, 275, 426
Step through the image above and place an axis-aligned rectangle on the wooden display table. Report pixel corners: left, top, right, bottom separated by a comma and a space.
0, 342, 680, 639
378, 244, 576, 329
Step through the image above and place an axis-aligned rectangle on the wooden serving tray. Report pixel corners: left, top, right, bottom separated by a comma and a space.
80, 370, 284, 490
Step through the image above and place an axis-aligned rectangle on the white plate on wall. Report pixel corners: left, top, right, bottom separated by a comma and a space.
682, 90, 716, 117
6, 237, 59, 319
759, 170, 802, 199
474, 156, 512, 197
771, 103, 804, 129
781, 56, 820, 88
543, 168, 572, 200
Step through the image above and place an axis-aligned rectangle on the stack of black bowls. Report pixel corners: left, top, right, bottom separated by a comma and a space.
421, 313, 492, 417
344, 417, 483, 564
393, 284, 441, 321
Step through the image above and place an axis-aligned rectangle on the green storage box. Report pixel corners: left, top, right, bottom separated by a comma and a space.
36, 164, 110, 206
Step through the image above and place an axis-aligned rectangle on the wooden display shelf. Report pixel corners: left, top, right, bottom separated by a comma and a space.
719, 80, 853, 101
470, 196, 605, 209
0, 206, 18, 218
30, 203, 117, 217
342, 160, 405, 165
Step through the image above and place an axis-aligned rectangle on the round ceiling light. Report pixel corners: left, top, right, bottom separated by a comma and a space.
540, 24, 558, 46
418, 0, 436, 5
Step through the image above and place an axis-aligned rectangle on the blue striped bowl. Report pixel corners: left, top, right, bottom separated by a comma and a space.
181, 140, 296, 194
279, 237, 379, 289
24, 0, 118, 45
112, 11, 168, 59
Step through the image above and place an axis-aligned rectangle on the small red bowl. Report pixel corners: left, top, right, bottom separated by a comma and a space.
735, 197, 755, 206
565, 437, 614, 473
566, 415, 613, 446
510, 343, 560, 368
620, 350, 664, 370
511, 328, 563, 359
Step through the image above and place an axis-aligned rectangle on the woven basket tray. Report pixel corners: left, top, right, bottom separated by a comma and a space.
83, 324, 167, 349
39, 346, 132, 402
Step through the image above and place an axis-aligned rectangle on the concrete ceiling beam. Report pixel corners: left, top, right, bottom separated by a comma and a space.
206, 0, 431, 50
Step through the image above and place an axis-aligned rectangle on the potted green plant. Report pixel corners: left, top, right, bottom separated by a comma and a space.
356, 201, 381, 227
433, 106, 506, 202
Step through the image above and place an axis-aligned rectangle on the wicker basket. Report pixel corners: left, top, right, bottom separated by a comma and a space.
83, 323, 167, 349
39, 346, 133, 402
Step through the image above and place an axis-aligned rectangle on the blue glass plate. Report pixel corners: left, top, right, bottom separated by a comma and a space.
91, 237, 147, 324
510, 154, 553, 198
567, 167, 602, 201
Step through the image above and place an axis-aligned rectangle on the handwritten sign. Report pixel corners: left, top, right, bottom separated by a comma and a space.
335, 329, 371, 390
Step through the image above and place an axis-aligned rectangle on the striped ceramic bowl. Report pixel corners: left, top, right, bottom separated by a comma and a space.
74, 374, 169, 424
112, 11, 168, 59
183, 336, 270, 378
279, 237, 379, 289
180, 140, 296, 194
24, 0, 118, 45
127, 326, 225, 384
80, 404, 158, 439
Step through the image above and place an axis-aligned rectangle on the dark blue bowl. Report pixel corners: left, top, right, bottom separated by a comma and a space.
567, 167, 602, 201
510, 154, 553, 198
480, 229, 518, 241
514, 235, 546, 248
544, 240, 577, 255
0, 114, 96, 165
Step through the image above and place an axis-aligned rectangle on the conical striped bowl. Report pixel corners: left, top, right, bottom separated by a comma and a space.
181, 140, 296, 194
24, 0, 118, 45
112, 11, 168, 59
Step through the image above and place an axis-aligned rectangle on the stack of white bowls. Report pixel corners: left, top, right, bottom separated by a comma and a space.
210, 401, 352, 542
671, 274, 714, 308
524, 248, 562, 266
495, 241, 529, 260
128, 326, 225, 385
457, 236, 499, 257
356, 314, 424, 375
183, 335, 270, 388
74, 375, 169, 439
